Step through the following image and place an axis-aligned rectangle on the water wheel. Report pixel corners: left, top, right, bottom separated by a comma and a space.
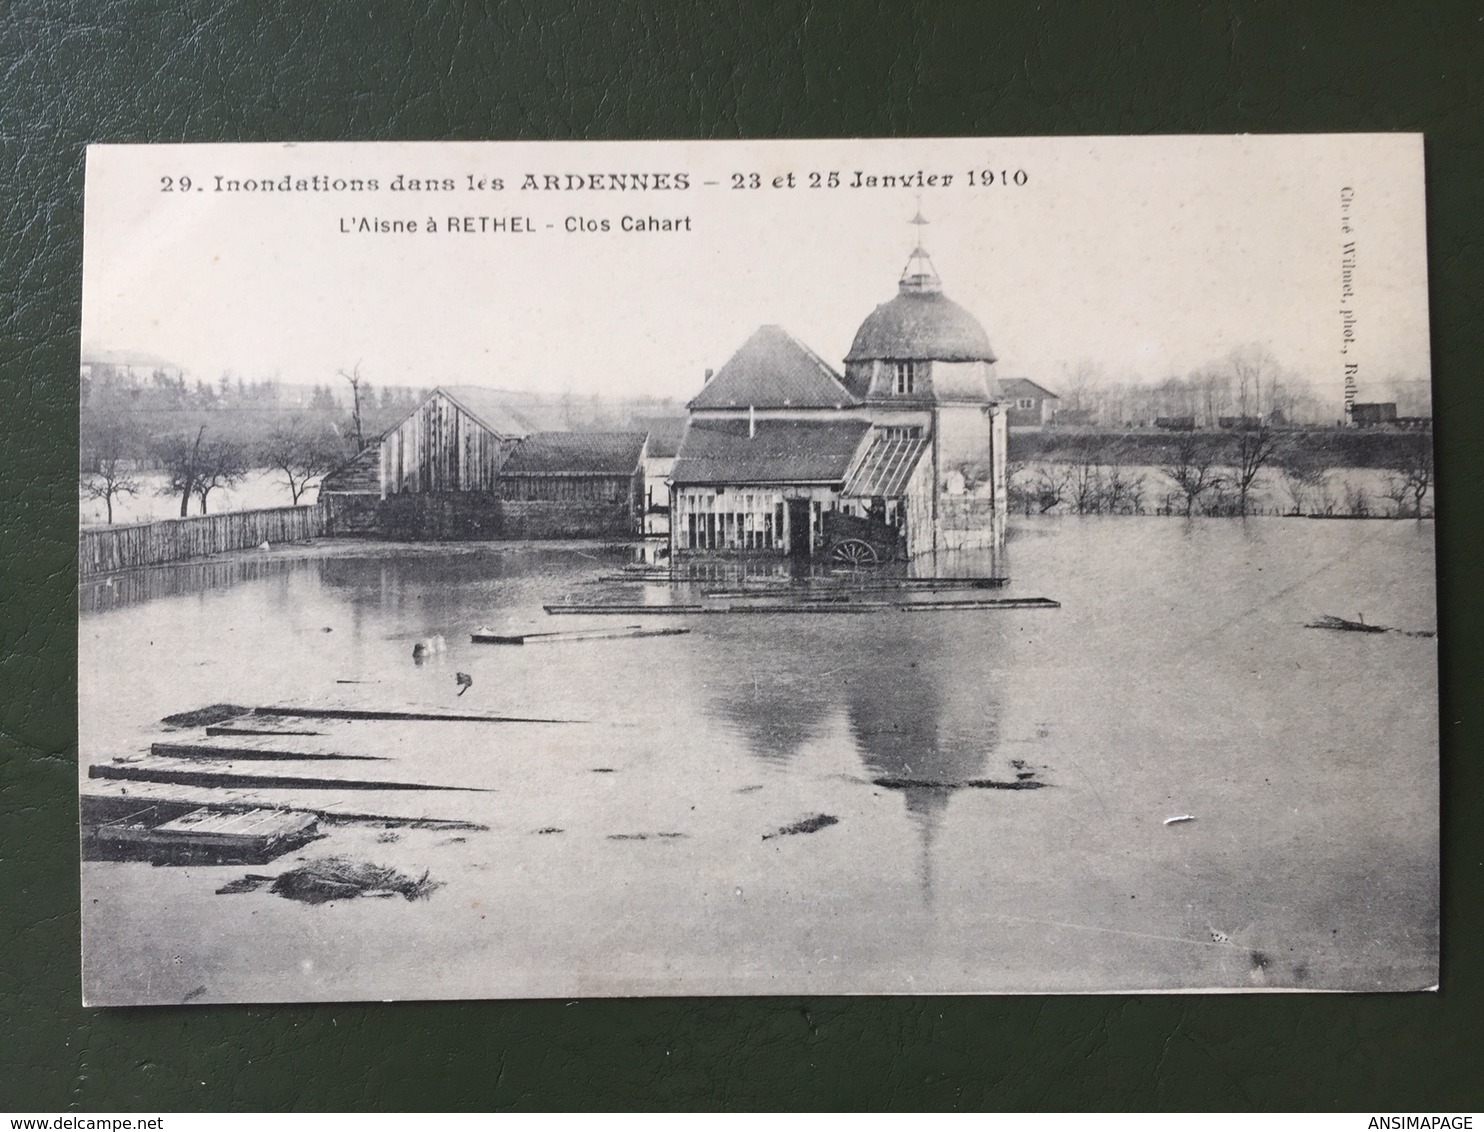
830, 538, 880, 568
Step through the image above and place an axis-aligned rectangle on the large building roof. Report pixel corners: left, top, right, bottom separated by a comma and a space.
688, 325, 858, 411
845, 287, 996, 364
500, 431, 647, 476
997, 377, 1059, 401
671, 418, 871, 486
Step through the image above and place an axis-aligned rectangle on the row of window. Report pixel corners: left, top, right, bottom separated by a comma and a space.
685, 509, 783, 551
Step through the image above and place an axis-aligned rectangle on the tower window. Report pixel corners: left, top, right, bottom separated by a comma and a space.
893, 360, 917, 394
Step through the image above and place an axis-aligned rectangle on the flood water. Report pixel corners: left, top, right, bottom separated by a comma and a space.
79, 516, 1439, 1002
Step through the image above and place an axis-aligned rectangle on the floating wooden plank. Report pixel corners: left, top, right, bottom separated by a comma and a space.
89, 760, 483, 793
251, 704, 583, 724
151, 738, 384, 762
92, 806, 321, 865
544, 597, 1058, 616
544, 604, 705, 615
472, 625, 692, 645
723, 603, 885, 614
205, 724, 324, 737
896, 593, 1062, 611
80, 780, 488, 829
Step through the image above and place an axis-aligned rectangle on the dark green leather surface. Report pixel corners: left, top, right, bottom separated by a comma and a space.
3, 0, 1480, 1111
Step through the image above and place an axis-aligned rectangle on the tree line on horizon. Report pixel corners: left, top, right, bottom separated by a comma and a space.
1049, 344, 1430, 429
78, 363, 687, 524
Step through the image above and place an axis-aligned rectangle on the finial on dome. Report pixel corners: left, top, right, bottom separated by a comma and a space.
900, 196, 942, 294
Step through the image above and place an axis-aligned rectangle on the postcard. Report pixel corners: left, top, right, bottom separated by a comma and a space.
78, 136, 1436, 1003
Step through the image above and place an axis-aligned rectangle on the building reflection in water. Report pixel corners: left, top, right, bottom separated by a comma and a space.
706, 607, 1003, 903
846, 615, 1000, 905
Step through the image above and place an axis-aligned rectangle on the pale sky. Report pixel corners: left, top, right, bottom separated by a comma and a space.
82, 136, 1430, 405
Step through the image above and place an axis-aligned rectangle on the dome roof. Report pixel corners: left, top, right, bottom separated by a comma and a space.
845, 285, 996, 364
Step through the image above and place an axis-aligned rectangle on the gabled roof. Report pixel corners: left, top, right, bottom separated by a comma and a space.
997, 377, 1059, 401
688, 325, 858, 411
670, 418, 872, 486
500, 432, 647, 476
631, 415, 687, 458
844, 430, 930, 498
438, 385, 544, 437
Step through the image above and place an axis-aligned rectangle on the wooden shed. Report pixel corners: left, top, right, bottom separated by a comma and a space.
378, 387, 535, 495
499, 432, 647, 506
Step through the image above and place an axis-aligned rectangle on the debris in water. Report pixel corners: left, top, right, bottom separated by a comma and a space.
215, 874, 275, 895
763, 814, 839, 840
1306, 614, 1432, 637
266, 857, 442, 904
872, 777, 1047, 791
533, 827, 564, 835
455, 672, 473, 695
1164, 814, 1197, 826
412, 635, 447, 662
1306, 614, 1389, 634
607, 832, 687, 841
182, 985, 208, 1003
375, 830, 401, 844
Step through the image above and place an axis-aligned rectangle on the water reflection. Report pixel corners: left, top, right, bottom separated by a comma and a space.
847, 619, 999, 904
79, 554, 321, 613
702, 610, 1003, 902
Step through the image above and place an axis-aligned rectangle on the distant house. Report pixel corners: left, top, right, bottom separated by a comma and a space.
998, 377, 1060, 428
1350, 402, 1399, 427
1217, 415, 1263, 431
632, 416, 685, 535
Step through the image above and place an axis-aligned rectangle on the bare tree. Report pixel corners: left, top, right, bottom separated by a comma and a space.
1380, 472, 1413, 518
1231, 425, 1282, 515
1275, 445, 1328, 515
193, 437, 249, 514
155, 426, 208, 518
261, 417, 346, 505
1104, 463, 1145, 514
1068, 444, 1105, 515
338, 362, 366, 451
1394, 434, 1434, 518
1032, 464, 1072, 513
80, 414, 142, 525
1061, 360, 1101, 414
1161, 431, 1223, 516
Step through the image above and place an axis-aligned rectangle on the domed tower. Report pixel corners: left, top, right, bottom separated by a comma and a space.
842, 208, 998, 406
843, 208, 1008, 555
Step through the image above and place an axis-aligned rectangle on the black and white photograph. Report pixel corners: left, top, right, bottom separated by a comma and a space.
77, 136, 1437, 1005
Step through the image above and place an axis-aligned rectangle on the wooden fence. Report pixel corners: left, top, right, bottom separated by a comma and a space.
79, 504, 327, 578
